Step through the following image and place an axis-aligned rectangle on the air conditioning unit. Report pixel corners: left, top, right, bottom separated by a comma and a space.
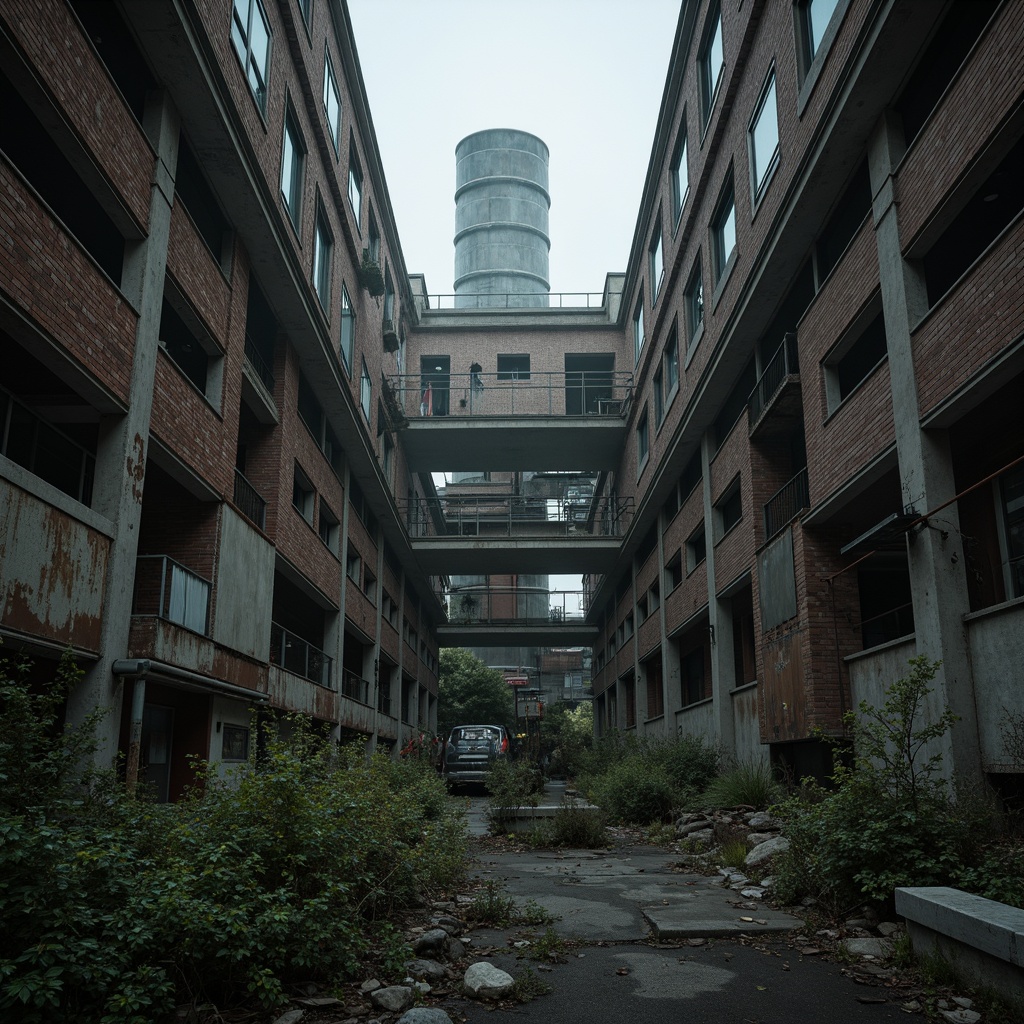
382, 319, 400, 352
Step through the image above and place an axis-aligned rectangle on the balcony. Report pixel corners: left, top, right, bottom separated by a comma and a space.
269, 622, 333, 689
133, 555, 211, 635
860, 602, 915, 650
1, 386, 96, 507
341, 669, 372, 705
242, 334, 278, 424
749, 334, 802, 438
763, 467, 810, 540
233, 468, 267, 530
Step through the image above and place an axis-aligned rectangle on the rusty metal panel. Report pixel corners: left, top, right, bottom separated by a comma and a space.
0, 481, 108, 651
761, 628, 806, 742
758, 527, 797, 630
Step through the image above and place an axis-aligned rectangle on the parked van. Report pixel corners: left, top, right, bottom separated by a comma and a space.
441, 724, 509, 789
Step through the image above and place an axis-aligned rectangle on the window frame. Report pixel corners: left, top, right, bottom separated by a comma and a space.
280, 104, 305, 232
748, 67, 780, 203
230, 0, 272, 115
699, 2, 724, 129
322, 47, 341, 153
359, 357, 372, 420
649, 217, 664, 303
348, 143, 363, 231
292, 462, 314, 524
339, 281, 354, 373
711, 176, 736, 284
684, 257, 704, 353
671, 120, 689, 228
636, 403, 650, 474
313, 204, 333, 311
633, 291, 645, 365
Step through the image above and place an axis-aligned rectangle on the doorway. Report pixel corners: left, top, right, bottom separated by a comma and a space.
565, 353, 615, 414
419, 356, 451, 416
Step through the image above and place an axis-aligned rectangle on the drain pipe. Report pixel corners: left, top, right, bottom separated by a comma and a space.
113, 659, 151, 794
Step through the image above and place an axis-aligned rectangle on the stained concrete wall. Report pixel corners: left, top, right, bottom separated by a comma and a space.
213, 507, 275, 660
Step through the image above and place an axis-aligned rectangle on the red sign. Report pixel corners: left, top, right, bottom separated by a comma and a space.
506, 676, 529, 686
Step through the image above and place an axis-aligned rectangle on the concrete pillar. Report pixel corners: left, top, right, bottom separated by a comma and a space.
703, 432, 737, 757
66, 91, 180, 767
868, 112, 981, 784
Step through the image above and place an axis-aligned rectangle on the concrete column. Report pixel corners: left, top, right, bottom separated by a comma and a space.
66, 91, 180, 767
657, 507, 674, 737
702, 432, 737, 757
868, 112, 981, 784
333, 459, 352, 746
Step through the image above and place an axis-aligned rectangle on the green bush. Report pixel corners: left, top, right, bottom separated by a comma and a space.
0, 651, 467, 1021
702, 758, 782, 809
589, 757, 675, 824
485, 758, 543, 830
773, 656, 994, 913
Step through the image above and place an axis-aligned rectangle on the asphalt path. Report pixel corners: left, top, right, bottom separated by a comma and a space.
440, 786, 913, 1024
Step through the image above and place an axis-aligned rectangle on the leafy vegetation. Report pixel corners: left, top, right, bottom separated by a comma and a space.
485, 758, 543, 831
539, 701, 593, 777
773, 656, 1020, 913
0, 650, 467, 1022
437, 648, 514, 737
703, 757, 783, 808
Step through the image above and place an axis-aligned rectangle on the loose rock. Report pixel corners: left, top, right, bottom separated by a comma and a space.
412, 929, 451, 958
370, 986, 415, 1013
397, 1010, 454, 1024
463, 962, 515, 1001
403, 959, 446, 983
744, 836, 790, 868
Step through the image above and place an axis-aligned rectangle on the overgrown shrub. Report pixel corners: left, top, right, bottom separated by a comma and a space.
588, 757, 676, 824
485, 758, 543, 830
773, 656, 1001, 914
702, 758, 782, 809
0, 651, 467, 1022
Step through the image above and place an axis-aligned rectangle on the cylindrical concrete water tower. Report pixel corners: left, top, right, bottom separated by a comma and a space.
454, 129, 550, 308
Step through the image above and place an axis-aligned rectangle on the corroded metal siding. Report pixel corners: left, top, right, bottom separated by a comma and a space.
0, 481, 109, 651
760, 627, 806, 743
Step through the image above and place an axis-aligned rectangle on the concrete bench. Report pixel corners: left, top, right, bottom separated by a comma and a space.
895, 887, 1023, 1008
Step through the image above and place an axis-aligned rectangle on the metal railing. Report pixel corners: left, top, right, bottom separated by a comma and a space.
133, 555, 211, 635
860, 602, 915, 650
233, 468, 267, 530
445, 586, 588, 625
749, 333, 799, 424
763, 467, 810, 539
388, 370, 634, 418
404, 493, 633, 538
341, 669, 371, 704
377, 686, 392, 716
269, 621, 333, 688
0, 386, 96, 506
244, 333, 275, 392
422, 290, 618, 310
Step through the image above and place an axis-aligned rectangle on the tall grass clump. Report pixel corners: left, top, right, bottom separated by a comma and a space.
0, 649, 467, 1023
702, 758, 783, 809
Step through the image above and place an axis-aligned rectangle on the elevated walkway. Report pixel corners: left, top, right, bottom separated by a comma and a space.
410, 535, 620, 575
437, 622, 598, 646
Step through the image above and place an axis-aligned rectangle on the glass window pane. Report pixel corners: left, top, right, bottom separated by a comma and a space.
751, 76, 778, 192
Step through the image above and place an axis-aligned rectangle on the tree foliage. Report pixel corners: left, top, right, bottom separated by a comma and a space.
437, 648, 514, 736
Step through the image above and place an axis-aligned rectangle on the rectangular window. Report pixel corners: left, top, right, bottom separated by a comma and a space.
297, 371, 322, 439
313, 207, 332, 311
339, 282, 354, 372
360, 358, 372, 419
749, 70, 779, 200
348, 146, 363, 230
685, 258, 704, 349
221, 723, 250, 761
231, 0, 271, 113
281, 108, 304, 230
496, 354, 530, 380
671, 125, 688, 224
664, 325, 679, 394
681, 647, 705, 706
645, 662, 664, 719
637, 404, 649, 467
292, 463, 314, 524
681, 450, 702, 498
700, 3, 724, 126
346, 550, 361, 585
649, 221, 664, 303
653, 364, 665, 426
323, 49, 341, 151
633, 293, 645, 364
712, 179, 736, 282
717, 484, 742, 537
686, 524, 706, 571
318, 500, 338, 553
800, 0, 840, 65
175, 135, 228, 262
666, 550, 683, 591
827, 308, 888, 407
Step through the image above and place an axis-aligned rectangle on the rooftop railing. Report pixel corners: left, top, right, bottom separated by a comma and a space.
388, 370, 634, 418
421, 291, 618, 310
404, 493, 633, 538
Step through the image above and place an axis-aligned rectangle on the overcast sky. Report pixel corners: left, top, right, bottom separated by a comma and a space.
347, 0, 682, 299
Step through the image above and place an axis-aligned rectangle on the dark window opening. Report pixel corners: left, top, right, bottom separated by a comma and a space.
0, 70, 124, 285
816, 159, 871, 282
687, 525, 706, 571
858, 556, 914, 649
718, 486, 742, 535
565, 353, 616, 414
681, 645, 707, 706
923, 136, 1024, 307
681, 450, 703, 499
158, 299, 209, 393
835, 310, 887, 401
244, 276, 277, 390
895, 0, 1000, 146
714, 360, 756, 447
666, 551, 683, 591
636, 524, 657, 565
645, 658, 664, 719
175, 135, 228, 262
68, 0, 156, 123
758, 259, 814, 366
297, 372, 322, 440
497, 354, 531, 380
